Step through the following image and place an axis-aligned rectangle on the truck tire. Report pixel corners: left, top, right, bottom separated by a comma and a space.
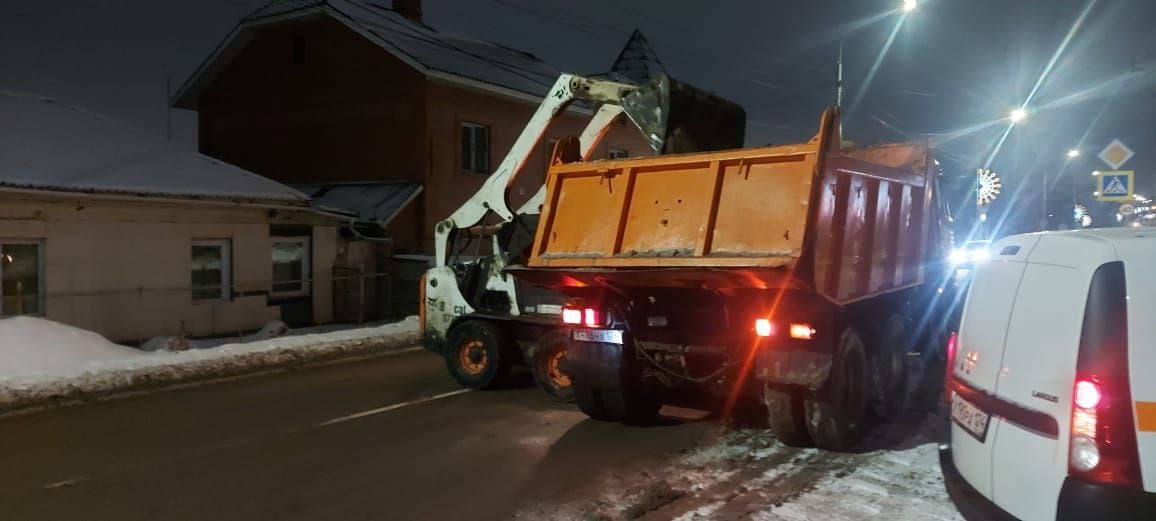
444, 320, 512, 390
870, 314, 910, 420
764, 386, 813, 447
805, 327, 869, 451
531, 330, 574, 402
600, 386, 661, 426
573, 383, 613, 421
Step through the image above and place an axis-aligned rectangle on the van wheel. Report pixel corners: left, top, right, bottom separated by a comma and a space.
573, 383, 613, 421
764, 385, 813, 447
805, 327, 869, 451
870, 314, 910, 420
601, 385, 662, 426
444, 320, 511, 390
531, 330, 574, 402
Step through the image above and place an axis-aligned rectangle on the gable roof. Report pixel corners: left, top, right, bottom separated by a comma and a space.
294, 182, 422, 225
0, 92, 309, 203
173, 0, 561, 110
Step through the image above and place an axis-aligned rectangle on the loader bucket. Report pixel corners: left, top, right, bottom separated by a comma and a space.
621, 74, 747, 154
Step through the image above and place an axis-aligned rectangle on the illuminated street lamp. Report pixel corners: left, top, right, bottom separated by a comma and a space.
1010, 108, 1028, 123
835, 0, 917, 108
903, 0, 918, 13
1067, 149, 1080, 159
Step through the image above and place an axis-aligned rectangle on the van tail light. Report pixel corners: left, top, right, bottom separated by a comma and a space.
561, 308, 582, 325
1068, 261, 1141, 489
944, 331, 958, 405
583, 308, 601, 327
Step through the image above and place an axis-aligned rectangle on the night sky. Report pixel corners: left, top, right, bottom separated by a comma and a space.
3, 0, 1155, 235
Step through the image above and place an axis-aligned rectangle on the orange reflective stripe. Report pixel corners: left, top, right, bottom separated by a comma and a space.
1134, 401, 1156, 432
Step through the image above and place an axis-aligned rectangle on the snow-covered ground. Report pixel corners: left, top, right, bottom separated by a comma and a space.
0, 316, 420, 410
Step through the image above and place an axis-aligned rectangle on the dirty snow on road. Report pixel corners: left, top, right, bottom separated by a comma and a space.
517, 412, 960, 521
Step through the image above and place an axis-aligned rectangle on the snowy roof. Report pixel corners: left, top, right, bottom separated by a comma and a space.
0, 92, 309, 202
173, 0, 561, 109
294, 182, 422, 225
608, 30, 667, 85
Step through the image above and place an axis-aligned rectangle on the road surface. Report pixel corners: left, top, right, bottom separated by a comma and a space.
0, 348, 715, 521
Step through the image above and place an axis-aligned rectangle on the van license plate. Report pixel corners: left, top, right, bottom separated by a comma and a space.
572, 329, 624, 345
951, 392, 990, 442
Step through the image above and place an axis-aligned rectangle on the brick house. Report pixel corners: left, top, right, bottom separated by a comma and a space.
172, 0, 653, 255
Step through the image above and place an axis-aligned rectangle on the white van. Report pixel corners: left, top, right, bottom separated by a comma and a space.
940, 228, 1156, 521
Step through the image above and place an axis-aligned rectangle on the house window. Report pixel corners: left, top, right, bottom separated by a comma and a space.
1, 240, 43, 316
608, 148, 629, 160
461, 122, 491, 174
272, 237, 310, 297
191, 239, 231, 302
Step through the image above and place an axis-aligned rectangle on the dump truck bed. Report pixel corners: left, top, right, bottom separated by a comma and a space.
523, 110, 937, 306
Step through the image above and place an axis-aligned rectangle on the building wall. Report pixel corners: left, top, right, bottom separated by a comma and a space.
0, 193, 337, 342
422, 81, 654, 251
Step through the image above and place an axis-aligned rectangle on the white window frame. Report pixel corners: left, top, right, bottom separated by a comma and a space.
608, 148, 629, 160
271, 236, 311, 299
461, 122, 491, 174
191, 239, 232, 303
0, 239, 45, 316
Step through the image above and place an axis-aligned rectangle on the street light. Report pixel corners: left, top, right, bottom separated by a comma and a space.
1010, 108, 1028, 123
1067, 149, 1080, 159
835, 0, 916, 108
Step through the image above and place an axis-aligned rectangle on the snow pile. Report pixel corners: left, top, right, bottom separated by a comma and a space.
140, 320, 292, 351
0, 316, 141, 376
0, 316, 420, 411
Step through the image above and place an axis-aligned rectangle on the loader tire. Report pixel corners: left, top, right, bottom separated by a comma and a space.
444, 320, 511, 390
764, 385, 813, 447
805, 327, 869, 451
531, 330, 574, 402
574, 383, 613, 421
870, 314, 910, 421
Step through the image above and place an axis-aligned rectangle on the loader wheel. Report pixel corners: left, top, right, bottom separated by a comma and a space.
870, 314, 910, 421
531, 330, 574, 402
574, 383, 613, 421
764, 385, 813, 447
444, 321, 511, 390
805, 327, 869, 451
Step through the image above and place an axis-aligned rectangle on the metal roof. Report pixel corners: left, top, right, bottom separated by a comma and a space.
173, 0, 561, 109
0, 92, 309, 202
295, 182, 422, 225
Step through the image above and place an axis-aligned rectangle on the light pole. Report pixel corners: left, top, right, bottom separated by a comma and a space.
835, 0, 916, 109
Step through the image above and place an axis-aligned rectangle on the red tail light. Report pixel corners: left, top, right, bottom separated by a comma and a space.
788, 323, 816, 340
1069, 261, 1141, 489
754, 319, 773, 337
583, 308, 601, 327
561, 308, 582, 325
944, 331, 958, 405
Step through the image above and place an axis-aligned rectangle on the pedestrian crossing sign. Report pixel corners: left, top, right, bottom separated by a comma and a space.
1096, 170, 1133, 202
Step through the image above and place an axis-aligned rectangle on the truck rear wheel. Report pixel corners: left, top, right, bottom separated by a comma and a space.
600, 385, 661, 426
531, 330, 574, 402
805, 327, 869, 451
573, 383, 613, 421
764, 386, 813, 447
444, 320, 511, 390
870, 314, 910, 420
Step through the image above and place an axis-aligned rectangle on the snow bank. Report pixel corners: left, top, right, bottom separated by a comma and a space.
0, 316, 420, 411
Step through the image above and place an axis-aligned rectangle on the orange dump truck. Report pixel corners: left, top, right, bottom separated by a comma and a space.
512, 108, 955, 449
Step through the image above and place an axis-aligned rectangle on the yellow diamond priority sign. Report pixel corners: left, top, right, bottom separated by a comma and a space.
1096, 170, 1134, 202
1098, 139, 1135, 170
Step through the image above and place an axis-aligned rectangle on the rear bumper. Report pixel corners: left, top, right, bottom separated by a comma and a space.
1056, 477, 1156, 521
939, 445, 1018, 521
940, 444, 1156, 521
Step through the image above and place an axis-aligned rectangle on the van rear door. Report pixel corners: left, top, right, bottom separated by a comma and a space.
950, 236, 1039, 501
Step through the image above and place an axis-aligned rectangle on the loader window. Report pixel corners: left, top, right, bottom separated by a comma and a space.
461, 122, 490, 174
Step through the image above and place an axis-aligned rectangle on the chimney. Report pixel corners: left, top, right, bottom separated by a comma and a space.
393, 0, 422, 22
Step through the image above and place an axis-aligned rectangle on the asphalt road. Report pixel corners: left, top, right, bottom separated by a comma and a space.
0, 348, 715, 521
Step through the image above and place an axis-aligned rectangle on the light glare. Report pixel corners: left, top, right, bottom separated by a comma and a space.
1010, 108, 1028, 123
902, 0, 917, 12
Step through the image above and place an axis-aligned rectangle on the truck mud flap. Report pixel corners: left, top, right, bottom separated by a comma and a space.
564, 341, 625, 390
757, 348, 833, 390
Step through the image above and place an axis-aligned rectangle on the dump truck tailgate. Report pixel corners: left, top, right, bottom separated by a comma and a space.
530, 142, 819, 269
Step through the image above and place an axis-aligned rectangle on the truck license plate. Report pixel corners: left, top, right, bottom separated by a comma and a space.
951, 392, 990, 442
572, 329, 624, 345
